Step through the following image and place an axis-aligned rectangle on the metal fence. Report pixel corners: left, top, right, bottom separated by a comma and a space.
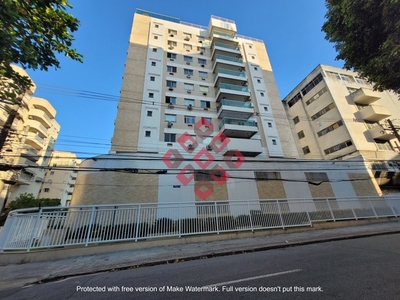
0, 196, 399, 252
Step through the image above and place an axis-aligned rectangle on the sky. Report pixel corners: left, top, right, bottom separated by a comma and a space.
28, 0, 344, 159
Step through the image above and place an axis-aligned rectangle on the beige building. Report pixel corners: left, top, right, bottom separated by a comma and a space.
0, 66, 60, 209
72, 10, 383, 209
283, 64, 400, 193
38, 151, 81, 206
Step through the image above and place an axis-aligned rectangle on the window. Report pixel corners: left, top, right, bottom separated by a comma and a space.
184, 98, 195, 107
302, 146, 310, 155
167, 66, 177, 73
317, 120, 343, 137
185, 115, 196, 124
201, 101, 210, 108
297, 130, 305, 139
165, 114, 177, 122
184, 83, 194, 91
150, 76, 155, 81
311, 103, 335, 121
154, 35, 159, 40
257, 79, 261, 83
165, 96, 176, 104
306, 87, 328, 106
199, 71, 208, 78
151, 61, 156, 66
184, 56, 193, 63
198, 58, 206, 65
145, 131, 151, 137
202, 117, 212, 125
254, 67, 258, 71
183, 44, 192, 50
168, 29, 177, 36
168, 40, 177, 47
199, 85, 209, 93
166, 80, 177, 88
152, 48, 157, 52
324, 140, 353, 155
44, 188, 50, 193
167, 52, 177, 59
155, 24, 159, 28
198, 46, 206, 53
184, 69, 193, 76
293, 116, 300, 124
255, 172, 281, 180
147, 111, 153, 117
305, 172, 329, 182
148, 92, 154, 98
272, 139, 277, 145
268, 122, 272, 128
287, 93, 302, 107
164, 133, 176, 143
301, 73, 323, 96
263, 106, 268, 111
50, 171, 55, 175
260, 92, 265, 97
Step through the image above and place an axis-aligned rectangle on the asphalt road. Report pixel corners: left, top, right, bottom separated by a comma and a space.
2, 233, 400, 300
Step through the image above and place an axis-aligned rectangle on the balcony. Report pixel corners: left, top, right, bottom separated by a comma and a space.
368, 124, 396, 140
20, 147, 40, 162
211, 31, 237, 44
25, 134, 45, 150
212, 42, 241, 57
217, 99, 254, 119
221, 138, 262, 157
216, 83, 251, 102
214, 68, 247, 86
28, 108, 53, 128
352, 88, 381, 105
26, 119, 48, 137
218, 117, 258, 138
359, 105, 391, 122
213, 54, 245, 72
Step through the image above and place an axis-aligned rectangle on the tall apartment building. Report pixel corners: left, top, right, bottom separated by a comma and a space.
283, 64, 400, 193
0, 66, 60, 209
38, 151, 81, 206
72, 10, 383, 207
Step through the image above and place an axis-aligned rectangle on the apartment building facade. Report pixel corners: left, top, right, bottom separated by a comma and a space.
283, 64, 400, 193
71, 10, 383, 208
38, 151, 81, 206
0, 66, 60, 209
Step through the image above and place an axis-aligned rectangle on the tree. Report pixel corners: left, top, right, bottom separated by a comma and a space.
322, 0, 400, 94
0, 0, 83, 102
7, 193, 61, 210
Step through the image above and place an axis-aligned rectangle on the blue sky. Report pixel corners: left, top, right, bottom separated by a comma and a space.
28, 0, 344, 158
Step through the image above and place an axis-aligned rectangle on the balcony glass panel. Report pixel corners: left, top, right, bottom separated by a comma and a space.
216, 68, 246, 78
212, 31, 236, 39
215, 54, 243, 64
219, 118, 257, 130
218, 83, 249, 93
217, 99, 253, 111
214, 42, 239, 50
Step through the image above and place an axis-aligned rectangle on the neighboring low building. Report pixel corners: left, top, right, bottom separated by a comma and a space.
38, 151, 81, 206
283, 64, 400, 194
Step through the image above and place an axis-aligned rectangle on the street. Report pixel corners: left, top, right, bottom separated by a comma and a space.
2, 233, 400, 299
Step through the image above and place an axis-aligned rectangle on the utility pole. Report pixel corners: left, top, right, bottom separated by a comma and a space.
386, 119, 400, 144
0, 99, 21, 152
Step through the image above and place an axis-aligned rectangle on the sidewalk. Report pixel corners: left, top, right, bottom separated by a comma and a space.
1, 221, 399, 291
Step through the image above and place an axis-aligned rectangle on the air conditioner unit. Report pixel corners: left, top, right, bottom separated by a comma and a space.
188, 143, 193, 150
186, 75, 191, 78
169, 88, 174, 91
203, 93, 207, 96
170, 58, 174, 61
187, 104, 193, 110
201, 78, 206, 81
170, 34, 174, 37
206, 144, 213, 151
167, 122, 173, 128
184, 36, 190, 41
200, 51, 204, 55
199, 40, 203, 43
187, 90, 192, 94
201, 64, 205, 67
168, 103, 174, 109
169, 72, 174, 75
186, 62, 190, 65
168, 46, 174, 50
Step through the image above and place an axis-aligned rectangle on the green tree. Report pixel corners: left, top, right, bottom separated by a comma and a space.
322, 0, 400, 94
8, 193, 60, 210
0, 0, 83, 102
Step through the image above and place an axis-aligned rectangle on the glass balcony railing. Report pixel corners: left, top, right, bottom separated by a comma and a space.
214, 42, 240, 51
212, 31, 236, 40
218, 83, 249, 93
217, 99, 253, 112
215, 68, 246, 78
219, 118, 257, 130
215, 54, 243, 64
